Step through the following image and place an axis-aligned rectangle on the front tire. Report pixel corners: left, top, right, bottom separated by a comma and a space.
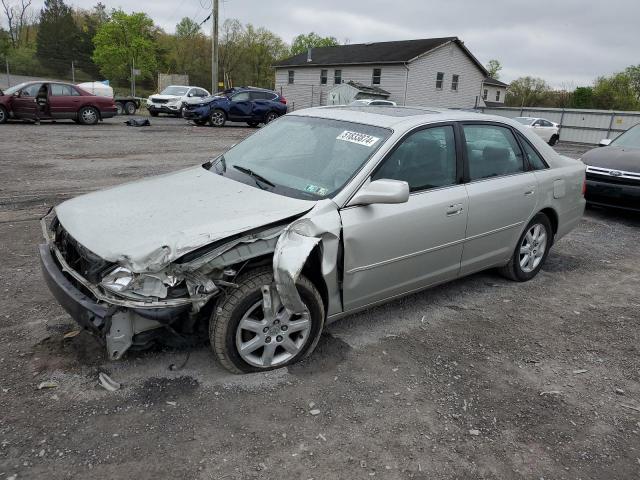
0, 106, 7, 124
499, 213, 553, 282
210, 268, 325, 374
209, 109, 226, 127
78, 106, 99, 125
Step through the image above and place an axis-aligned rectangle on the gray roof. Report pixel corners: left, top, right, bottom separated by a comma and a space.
274, 37, 488, 75
483, 77, 509, 87
345, 81, 390, 97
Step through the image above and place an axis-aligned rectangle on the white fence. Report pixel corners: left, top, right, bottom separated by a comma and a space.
478, 106, 640, 144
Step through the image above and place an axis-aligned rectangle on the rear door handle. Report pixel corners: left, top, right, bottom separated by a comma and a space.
446, 203, 464, 216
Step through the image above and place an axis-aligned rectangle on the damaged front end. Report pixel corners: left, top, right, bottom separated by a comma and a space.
39, 198, 343, 362
40, 212, 285, 360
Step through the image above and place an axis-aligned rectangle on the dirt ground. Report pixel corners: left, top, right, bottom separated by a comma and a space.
0, 116, 639, 480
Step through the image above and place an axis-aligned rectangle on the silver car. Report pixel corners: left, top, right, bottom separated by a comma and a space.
40, 106, 586, 373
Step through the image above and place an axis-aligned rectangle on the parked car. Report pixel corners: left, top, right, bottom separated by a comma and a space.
581, 123, 640, 211
349, 99, 397, 106
146, 85, 210, 117
514, 117, 560, 146
40, 107, 585, 373
0, 81, 117, 125
182, 87, 287, 127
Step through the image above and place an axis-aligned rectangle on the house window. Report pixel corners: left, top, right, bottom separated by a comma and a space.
496, 90, 501, 101
288, 70, 294, 84
483, 89, 488, 100
451, 74, 459, 91
435, 72, 444, 90
334, 69, 342, 84
372, 68, 381, 85
320, 69, 327, 85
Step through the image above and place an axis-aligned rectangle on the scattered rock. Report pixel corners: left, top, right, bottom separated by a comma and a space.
573, 369, 588, 375
615, 388, 625, 395
469, 429, 480, 436
309, 409, 321, 416
166, 401, 177, 406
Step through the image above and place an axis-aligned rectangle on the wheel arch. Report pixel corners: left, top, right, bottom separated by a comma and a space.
539, 207, 559, 237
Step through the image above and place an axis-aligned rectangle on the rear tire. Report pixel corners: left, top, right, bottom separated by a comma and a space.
548, 134, 559, 146
499, 213, 553, 282
115, 102, 124, 115
210, 268, 325, 374
78, 106, 99, 125
125, 101, 136, 115
264, 111, 278, 124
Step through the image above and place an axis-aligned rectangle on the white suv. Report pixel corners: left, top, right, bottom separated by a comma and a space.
146, 85, 210, 117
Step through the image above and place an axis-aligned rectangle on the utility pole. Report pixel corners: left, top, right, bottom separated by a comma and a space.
5, 59, 10, 87
211, 0, 219, 93
71, 60, 75, 83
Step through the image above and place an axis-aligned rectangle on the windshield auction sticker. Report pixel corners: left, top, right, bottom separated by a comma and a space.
336, 131, 380, 147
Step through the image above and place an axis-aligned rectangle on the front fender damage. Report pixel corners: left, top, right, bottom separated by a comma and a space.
273, 200, 342, 316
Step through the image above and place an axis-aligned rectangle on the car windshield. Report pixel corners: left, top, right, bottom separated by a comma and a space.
207, 116, 392, 200
160, 86, 189, 96
3, 82, 30, 95
514, 117, 535, 125
611, 124, 640, 148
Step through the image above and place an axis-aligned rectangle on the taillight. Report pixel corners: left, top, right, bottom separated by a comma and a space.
279, 96, 287, 105
582, 179, 586, 196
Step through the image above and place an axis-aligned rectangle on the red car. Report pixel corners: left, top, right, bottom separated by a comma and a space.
0, 81, 117, 125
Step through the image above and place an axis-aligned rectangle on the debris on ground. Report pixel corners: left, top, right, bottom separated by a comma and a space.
468, 429, 480, 436
573, 369, 588, 374
37, 381, 58, 390
309, 409, 321, 416
62, 330, 80, 339
98, 372, 120, 392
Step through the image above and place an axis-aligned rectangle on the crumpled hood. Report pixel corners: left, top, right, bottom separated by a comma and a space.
582, 146, 640, 172
55, 167, 315, 272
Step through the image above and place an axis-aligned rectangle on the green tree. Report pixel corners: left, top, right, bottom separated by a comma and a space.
290, 32, 338, 55
176, 17, 199, 37
73, 3, 110, 79
36, 0, 80, 75
92, 10, 157, 85
505, 76, 551, 107
571, 86, 594, 108
592, 73, 639, 110
624, 65, 640, 101
485, 59, 502, 79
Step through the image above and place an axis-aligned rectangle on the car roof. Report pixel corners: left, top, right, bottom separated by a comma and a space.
290, 105, 509, 129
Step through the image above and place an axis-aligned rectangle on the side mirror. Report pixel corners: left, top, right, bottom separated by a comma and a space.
187, 93, 193, 97
347, 179, 409, 207
13, 91, 20, 97
598, 138, 612, 147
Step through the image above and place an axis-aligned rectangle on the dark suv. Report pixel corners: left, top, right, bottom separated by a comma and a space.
182, 87, 287, 127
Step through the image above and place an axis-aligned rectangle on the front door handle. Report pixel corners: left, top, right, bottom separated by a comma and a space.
446, 203, 464, 216
524, 186, 536, 196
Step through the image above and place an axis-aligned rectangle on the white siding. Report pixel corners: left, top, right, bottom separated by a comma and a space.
405, 42, 485, 108
275, 64, 407, 110
481, 84, 507, 105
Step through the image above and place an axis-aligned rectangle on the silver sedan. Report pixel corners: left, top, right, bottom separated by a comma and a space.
40, 106, 586, 373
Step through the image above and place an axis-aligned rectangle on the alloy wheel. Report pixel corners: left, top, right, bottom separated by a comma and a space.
235, 287, 311, 368
519, 223, 547, 273
210, 111, 225, 126
81, 108, 97, 124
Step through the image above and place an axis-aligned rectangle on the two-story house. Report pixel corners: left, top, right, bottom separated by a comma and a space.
274, 37, 505, 110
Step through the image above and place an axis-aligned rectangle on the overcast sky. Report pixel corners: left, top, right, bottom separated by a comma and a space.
24, 0, 639, 87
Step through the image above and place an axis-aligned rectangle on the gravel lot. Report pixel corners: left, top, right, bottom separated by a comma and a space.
0, 116, 639, 479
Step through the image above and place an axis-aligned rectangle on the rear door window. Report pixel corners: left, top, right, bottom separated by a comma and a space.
463, 124, 525, 180
517, 133, 548, 170
50, 84, 77, 96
